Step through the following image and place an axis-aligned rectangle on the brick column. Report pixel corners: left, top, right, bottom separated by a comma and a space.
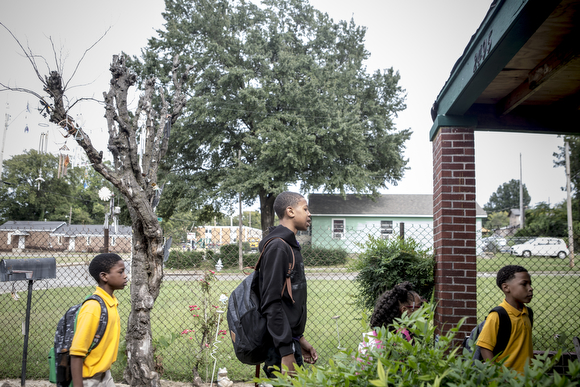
432, 126, 477, 346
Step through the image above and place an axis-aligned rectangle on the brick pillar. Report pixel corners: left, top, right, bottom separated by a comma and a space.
432, 126, 477, 346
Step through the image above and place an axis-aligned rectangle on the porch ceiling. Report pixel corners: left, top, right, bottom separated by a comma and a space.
430, 0, 580, 139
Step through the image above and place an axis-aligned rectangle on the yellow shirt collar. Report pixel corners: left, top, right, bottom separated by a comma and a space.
94, 286, 118, 308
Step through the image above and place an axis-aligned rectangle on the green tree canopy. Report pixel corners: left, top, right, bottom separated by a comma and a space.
554, 137, 580, 214
515, 201, 570, 238
0, 150, 114, 224
484, 210, 509, 231
134, 0, 411, 230
484, 179, 531, 213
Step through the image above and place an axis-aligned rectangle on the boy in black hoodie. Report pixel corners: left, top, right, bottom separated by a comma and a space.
259, 191, 318, 377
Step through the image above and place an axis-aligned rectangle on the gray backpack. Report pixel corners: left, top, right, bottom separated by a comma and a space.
48, 295, 108, 387
462, 306, 533, 360
226, 238, 295, 365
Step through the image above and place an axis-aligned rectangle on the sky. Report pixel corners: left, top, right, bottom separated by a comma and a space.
0, 0, 569, 211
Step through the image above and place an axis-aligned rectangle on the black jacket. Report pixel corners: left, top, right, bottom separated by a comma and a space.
257, 225, 307, 357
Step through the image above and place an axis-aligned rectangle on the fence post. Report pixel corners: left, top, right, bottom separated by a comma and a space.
104, 227, 109, 253
399, 222, 404, 240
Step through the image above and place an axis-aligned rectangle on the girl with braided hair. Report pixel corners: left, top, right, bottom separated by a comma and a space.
370, 281, 424, 333
358, 282, 424, 354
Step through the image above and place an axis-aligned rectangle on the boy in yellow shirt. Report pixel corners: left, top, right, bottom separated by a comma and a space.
70, 253, 127, 387
476, 265, 534, 373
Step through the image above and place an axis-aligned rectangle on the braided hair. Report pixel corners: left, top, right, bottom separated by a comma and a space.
369, 281, 416, 329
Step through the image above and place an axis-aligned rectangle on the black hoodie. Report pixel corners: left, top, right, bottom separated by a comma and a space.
257, 225, 307, 358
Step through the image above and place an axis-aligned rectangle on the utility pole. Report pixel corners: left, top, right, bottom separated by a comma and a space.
238, 149, 243, 270
1, 104, 10, 179
565, 141, 575, 267
519, 154, 524, 229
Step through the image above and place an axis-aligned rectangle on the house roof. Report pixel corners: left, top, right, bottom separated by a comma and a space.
308, 194, 487, 217
0, 221, 66, 232
53, 224, 132, 237
509, 209, 521, 216
0, 221, 132, 236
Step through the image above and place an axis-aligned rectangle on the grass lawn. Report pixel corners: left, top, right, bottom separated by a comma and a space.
1, 265, 578, 383
477, 253, 580, 272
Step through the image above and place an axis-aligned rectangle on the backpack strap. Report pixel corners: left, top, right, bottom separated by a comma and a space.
490, 306, 511, 356
75, 295, 109, 354
527, 306, 534, 327
254, 237, 296, 304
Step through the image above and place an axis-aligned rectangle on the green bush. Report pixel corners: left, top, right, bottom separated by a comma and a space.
244, 252, 260, 266
259, 304, 580, 387
219, 244, 242, 268
351, 236, 434, 310
165, 250, 206, 269
301, 245, 348, 266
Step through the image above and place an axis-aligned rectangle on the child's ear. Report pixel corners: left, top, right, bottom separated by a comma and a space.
286, 206, 295, 219
99, 271, 108, 283
501, 282, 510, 293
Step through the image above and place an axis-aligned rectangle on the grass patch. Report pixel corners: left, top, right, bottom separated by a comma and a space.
1, 266, 578, 383
477, 253, 580, 272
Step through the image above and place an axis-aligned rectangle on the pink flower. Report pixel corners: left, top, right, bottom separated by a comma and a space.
209, 270, 215, 274
193, 314, 199, 317
189, 337, 193, 340
205, 343, 210, 348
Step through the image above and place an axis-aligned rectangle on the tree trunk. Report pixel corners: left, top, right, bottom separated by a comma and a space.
4, 31, 189, 385
259, 189, 276, 232
123, 213, 164, 386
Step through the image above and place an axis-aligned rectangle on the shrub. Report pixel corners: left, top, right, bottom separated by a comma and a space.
351, 236, 434, 310
165, 250, 206, 269
301, 245, 348, 266
258, 304, 580, 386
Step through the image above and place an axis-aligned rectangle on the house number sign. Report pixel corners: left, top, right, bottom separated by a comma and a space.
473, 30, 493, 73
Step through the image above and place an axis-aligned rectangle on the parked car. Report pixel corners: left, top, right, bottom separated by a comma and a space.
510, 237, 569, 259
482, 237, 510, 253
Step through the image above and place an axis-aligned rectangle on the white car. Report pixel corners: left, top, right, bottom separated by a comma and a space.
510, 237, 569, 259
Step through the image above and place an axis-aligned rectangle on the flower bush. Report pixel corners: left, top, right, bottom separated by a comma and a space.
258, 303, 580, 386
180, 270, 228, 384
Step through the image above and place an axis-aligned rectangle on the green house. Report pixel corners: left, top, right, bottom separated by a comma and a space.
308, 194, 487, 254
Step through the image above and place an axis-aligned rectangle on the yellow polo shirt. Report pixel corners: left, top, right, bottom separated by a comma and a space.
70, 287, 121, 377
476, 299, 533, 373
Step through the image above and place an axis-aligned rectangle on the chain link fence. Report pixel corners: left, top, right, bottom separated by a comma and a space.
1, 221, 578, 383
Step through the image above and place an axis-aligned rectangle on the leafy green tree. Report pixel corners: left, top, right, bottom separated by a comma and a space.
554, 136, 580, 215
0, 150, 110, 224
133, 0, 410, 231
515, 201, 569, 237
484, 179, 531, 213
483, 210, 509, 230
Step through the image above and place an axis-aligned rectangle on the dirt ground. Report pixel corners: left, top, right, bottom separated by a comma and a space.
0, 379, 255, 387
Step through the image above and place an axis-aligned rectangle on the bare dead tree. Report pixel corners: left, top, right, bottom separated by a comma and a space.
1, 23, 191, 387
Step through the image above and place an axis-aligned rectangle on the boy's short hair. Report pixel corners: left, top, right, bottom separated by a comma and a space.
273, 192, 305, 219
88, 253, 123, 284
496, 265, 528, 289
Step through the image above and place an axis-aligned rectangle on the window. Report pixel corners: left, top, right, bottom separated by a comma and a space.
7, 233, 12, 244
86, 236, 91, 246
110, 236, 116, 246
332, 219, 345, 239
57, 236, 62, 245
380, 220, 393, 237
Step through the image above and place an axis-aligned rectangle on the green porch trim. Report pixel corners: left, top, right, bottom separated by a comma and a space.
433, 0, 562, 124
429, 114, 478, 141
